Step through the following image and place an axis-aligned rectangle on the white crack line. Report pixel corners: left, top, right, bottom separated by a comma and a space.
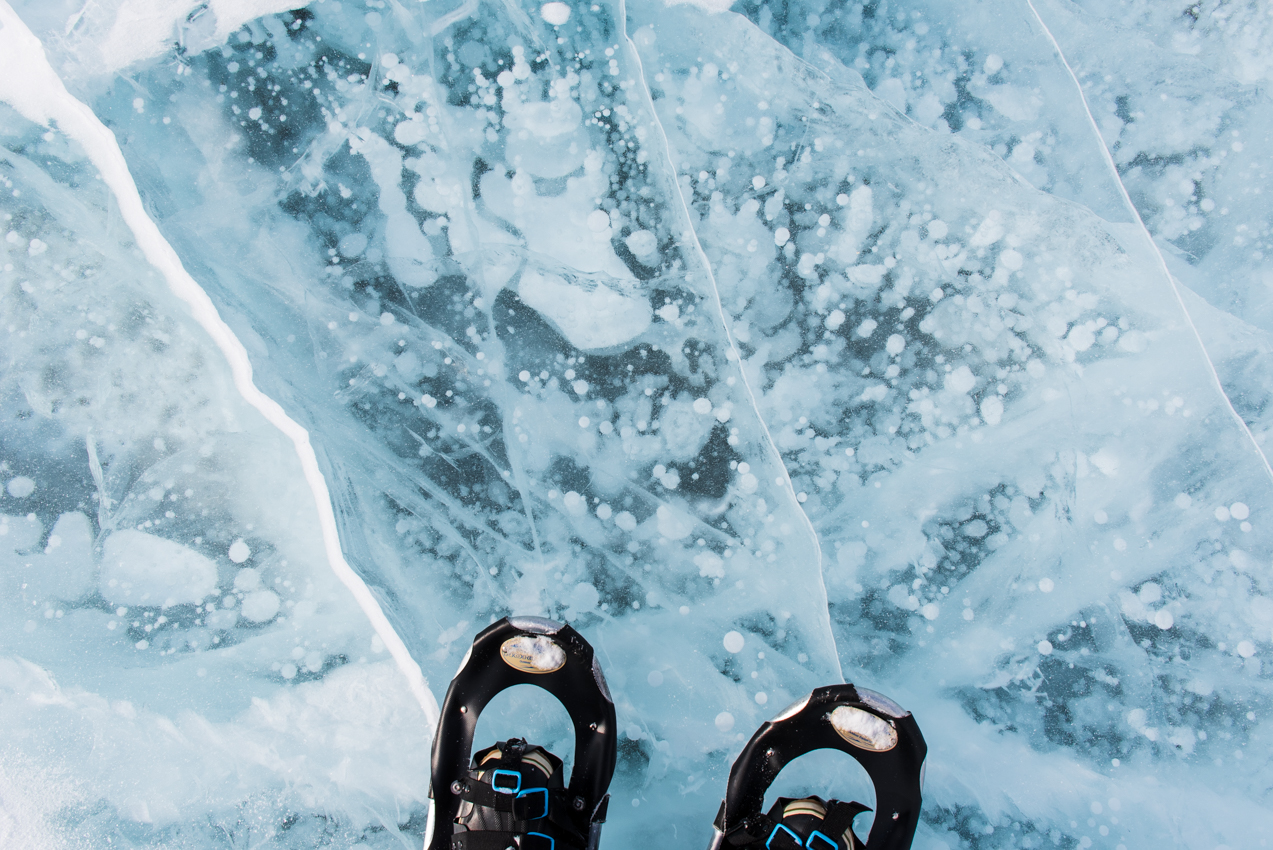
618, 0, 843, 683
1024, 0, 1273, 484
0, 0, 440, 726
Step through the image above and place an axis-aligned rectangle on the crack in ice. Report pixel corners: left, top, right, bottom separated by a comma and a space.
1024, 0, 1273, 484
0, 0, 440, 726
618, 0, 842, 683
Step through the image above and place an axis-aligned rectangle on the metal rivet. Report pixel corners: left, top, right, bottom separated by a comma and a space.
452, 781, 464, 794
573, 796, 586, 810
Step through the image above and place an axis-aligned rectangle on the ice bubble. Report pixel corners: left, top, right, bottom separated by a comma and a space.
921, 602, 940, 620
1237, 640, 1256, 658
855, 318, 878, 338
596, 504, 612, 520
695, 552, 725, 578
281, 663, 297, 679
100, 530, 218, 606
614, 511, 637, 532
1066, 324, 1096, 352
587, 209, 611, 232
715, 711, 735, 732
1138, 582, 1162, 604
693, 397, 713, 415
624, 229, 657, 259
1215, 506, 1231, 521
984, 54, 1004, 74
338, 232, 368, 257
568, 582, 599, 613
969, 210, 1005, 246
1154, 609, 1174, 630
657, 303, 680, 322
963, 520, 988, 538
774, 227, 790, 247
926, 219, 948, 240
562, 491, 587, 516
540, 1, 571, 25
1231, 502, 1250, 520
946, 365, 976, 394
723, 630, 745, 653
228, 539, 251, 563
980, 396, 1004, 426
241, 590, 281, 623
1037, 640, 1053, 655
519, 270, 651, 350
752, 175, 766, 190
999, 248, 1023, 270
1038, 578, 1055, 593
381, 53, 399, 68
647, 670, 664, 687
1094, 510, 1108, 524
885, 334, 906, 355
233, 568, 261, 592
1126, 708, 1147, 728
825, 309, 845, 330
1175, 493, 1192, 509
5, 476, 35, 498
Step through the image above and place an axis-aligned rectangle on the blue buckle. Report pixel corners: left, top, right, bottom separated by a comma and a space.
807, 831, 838, 850
490, 769, 522, 795
517, 787, 549, 819
524, 832, 554, 850
766, 824, 803, 850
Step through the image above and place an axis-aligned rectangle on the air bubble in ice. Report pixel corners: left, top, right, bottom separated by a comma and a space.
5, 476, 34, 498
540, 2, 571, 25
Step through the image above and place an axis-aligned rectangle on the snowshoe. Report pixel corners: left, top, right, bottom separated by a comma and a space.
425, 617, 617, 850
708, 684, 926, 850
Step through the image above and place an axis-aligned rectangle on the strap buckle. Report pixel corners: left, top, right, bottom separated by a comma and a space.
766, 824, 803, 850
491, 769, 522, 795
516, 787, 550, 820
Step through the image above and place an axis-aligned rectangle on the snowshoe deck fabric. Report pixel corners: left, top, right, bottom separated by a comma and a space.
708, 684, 926, 850
425, 617, 617, 850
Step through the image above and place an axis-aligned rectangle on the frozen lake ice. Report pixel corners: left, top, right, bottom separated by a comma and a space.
1, 0, 1271, 848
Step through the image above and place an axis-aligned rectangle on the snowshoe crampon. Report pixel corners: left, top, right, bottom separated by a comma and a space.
425, 617, 616, 850
709, 684, 926, 850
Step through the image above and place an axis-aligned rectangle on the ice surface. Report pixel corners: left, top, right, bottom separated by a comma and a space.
2, 0, 1272, 848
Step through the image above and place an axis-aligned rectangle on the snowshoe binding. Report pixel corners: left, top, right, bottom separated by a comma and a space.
425, 617, 616, 850
708, 684, 926, 850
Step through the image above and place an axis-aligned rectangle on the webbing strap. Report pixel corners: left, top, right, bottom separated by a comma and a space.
454, 779, 553, 821
818, 801, 871, 850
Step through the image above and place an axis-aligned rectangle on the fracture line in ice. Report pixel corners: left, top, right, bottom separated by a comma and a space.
618, 0, 842, 682
0, 0, 440, 726
1024, 0, 1273, 484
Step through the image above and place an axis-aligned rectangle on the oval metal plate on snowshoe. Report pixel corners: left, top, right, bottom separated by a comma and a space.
500, 635, 567, 674
828, 705, 898, 752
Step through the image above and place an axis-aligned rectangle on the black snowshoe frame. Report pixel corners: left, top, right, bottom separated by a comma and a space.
426, 617, 617, 850
709, 684, 926, 850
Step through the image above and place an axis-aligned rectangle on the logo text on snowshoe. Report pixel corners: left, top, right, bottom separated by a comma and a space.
828, 705, 898, 751
500, 635, 567, 674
